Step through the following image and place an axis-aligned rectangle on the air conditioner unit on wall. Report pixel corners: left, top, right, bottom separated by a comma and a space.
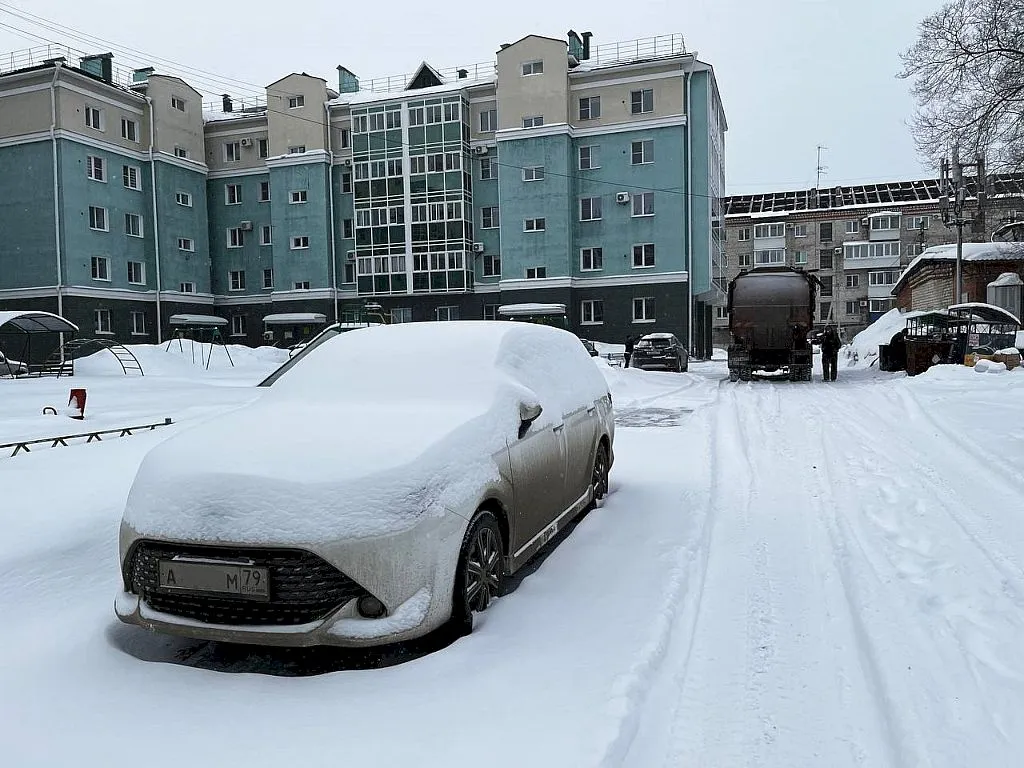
472, 146, 488, 155
263, 330, 274, 341
615, 192, 631, 204
860, 300, 868, 307
472, 242, 485, 253
240, 137, 254, 147
240, 220, 253, 231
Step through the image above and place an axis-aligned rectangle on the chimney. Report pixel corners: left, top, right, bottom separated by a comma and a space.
457, 68, 468, 79
581, 32, 593, 60
500, 43, 511, 50
222, 94, 233, 113
132, 67, 154, 84
80, 53, 114, 83
337, 65, 359, 94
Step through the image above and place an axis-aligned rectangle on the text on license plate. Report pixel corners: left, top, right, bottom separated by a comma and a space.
158, 560, 269, 600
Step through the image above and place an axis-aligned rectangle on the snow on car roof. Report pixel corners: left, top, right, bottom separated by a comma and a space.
123, 322, 609, 544
640, 332, 675, 340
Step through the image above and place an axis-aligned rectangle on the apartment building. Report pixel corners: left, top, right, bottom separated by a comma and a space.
714, 177, 1024, 345
0, 32, 727, 353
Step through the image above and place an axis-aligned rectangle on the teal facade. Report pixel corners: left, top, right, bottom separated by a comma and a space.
154, 161, 211, 295
0, 141, 56, 288
207, 172, 272, 296
687, 70, 715, 296
268, 161, 332, 291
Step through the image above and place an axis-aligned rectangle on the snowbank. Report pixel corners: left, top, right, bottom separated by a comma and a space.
123, 323, 609, 544
974, 359, 1008, 374
76, 341, 288, 379
843, 308, 914, 368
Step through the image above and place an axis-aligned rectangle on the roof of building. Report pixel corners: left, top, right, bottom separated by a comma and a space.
892, 241, 1024, 293
262, 313, 328, 325
725, 174, 1024, 217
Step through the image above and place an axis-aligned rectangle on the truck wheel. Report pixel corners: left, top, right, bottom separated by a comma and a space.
739, 367, 753, 382
729, 369, 740, 382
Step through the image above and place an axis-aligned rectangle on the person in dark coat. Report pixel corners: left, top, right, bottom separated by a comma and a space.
821, 324, 841, 381
624, 335, 636, 368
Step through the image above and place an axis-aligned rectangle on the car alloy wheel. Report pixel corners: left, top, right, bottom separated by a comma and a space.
455, 511, 505, 620
592, 443, 610, 503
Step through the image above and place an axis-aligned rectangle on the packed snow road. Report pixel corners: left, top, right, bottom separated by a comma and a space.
1, 344, 1023, 767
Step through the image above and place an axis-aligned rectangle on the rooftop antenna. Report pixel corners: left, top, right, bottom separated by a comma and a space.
816, 145, 828, 188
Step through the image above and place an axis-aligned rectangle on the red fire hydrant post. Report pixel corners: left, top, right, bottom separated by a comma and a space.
68, 388, 87, 420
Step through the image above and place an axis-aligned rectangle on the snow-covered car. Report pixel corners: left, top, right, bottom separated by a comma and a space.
0, 350, 28, 376
630, 333, 689, 372
115, 322, 615, 647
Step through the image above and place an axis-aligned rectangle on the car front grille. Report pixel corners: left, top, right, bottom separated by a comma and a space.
127, 541, 369, 626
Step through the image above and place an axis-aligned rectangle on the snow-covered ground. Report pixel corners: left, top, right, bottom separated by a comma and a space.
2, 342, 1023, 767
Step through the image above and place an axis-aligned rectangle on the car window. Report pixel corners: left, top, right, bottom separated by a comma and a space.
257, 327, 342, 387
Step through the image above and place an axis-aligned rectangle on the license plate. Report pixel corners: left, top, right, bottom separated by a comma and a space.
158, 560, 269, 600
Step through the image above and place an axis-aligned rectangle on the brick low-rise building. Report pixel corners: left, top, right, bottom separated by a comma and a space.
892, 242, 1024, 312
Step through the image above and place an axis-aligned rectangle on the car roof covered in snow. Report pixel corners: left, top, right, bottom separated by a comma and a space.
640, 332, 676, 340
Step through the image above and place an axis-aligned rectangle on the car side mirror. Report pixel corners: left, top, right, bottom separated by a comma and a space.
518, 401, 543, 439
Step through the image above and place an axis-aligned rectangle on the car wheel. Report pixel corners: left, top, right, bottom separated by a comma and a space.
591, 442, 610, 506
453, 511, 505, 625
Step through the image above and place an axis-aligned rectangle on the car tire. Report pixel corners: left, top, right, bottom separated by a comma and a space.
591, 442, 610, 507
452, 510, 505, 628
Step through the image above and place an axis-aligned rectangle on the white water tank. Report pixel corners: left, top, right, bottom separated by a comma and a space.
987, 272, 1023, 322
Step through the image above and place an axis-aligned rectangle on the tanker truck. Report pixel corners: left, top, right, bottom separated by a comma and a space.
727, 266, 819, 382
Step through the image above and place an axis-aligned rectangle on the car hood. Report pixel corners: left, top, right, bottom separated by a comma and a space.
123, 395, 519, 545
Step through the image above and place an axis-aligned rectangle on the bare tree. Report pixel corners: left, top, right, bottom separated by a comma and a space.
900, 0, 1024, 172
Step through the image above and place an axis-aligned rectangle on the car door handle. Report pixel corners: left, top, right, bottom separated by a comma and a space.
553, 423, 565, 432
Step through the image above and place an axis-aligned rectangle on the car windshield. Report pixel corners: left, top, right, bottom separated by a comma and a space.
639, 338, 672, 348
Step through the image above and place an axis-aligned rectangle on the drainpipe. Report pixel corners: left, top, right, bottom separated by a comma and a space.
325, 101, 339, 323
147, 96, 163, 342
49, 62, 63, 322
684, 60, 695, 356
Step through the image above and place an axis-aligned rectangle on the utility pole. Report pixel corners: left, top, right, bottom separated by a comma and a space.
939, 148, 987, 305
816, 145, 828, 188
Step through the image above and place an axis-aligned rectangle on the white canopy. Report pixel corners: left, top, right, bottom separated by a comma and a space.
263, 313, 328, 325
0, 310, 79, 333
169, 314, 228, 326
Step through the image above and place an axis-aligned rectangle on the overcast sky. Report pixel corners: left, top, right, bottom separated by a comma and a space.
0, 0, 946, 194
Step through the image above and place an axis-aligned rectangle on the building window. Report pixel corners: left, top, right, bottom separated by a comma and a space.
521, 60, 544, 76
633, 297, 655, 322
288, 95, 305, 109
820, 302, 833, 321
262, 268, 274, 289
388, 158, 404, 176
794, 251, 808, 265
95, 309, 111, 334
870, 299, 895, 313
522, 115, 544, 128
631, 139, 654, 165
581, 300, 604, 325
737, 227, 751, 241
86, 155, 105, 182
906, 242, 925, 256
483, 304, 500, 321
426, 154, 444, 173
436, 306, 460, 321
127, 261, 145, 285
258, 138, 269, 158
754, 223, 785, 238
819, 250, 834, 270
630, 89, 654, 114
846, 242, 901, 259
258, 181, 270, 202
225, 184, 242, 205
425, 105, 442, 124
122, 165, 141, 190
845, 220, 860, 235
846, 274, 860, 289
288, 145, 306, 154
524, 217, 546, 232
85, 107, 103, 131
225, 142, 241, 162
291, 235, 310, 249
178, 237, 194, 252
231, 315, 246, 336
174, 146, 188, 159
391, 308, 413, 324
522, 165, 545, 182
846, 301, 861, 315
579, 96, 601, 120
343, 219, 353, 239
906, 215, 930, 230
443, 103, 459, 123
820, 221, 833, 241
294, 281, 310, 290
479, 109, 497, 132
90, 256, 109, 281
871, 214, 900, 230
793, 224, 808, 237
119, 118, 138, 143
580, 196, 602, 221
715, 305, 729, 320
481, 207, 499, 229
171, 95, 186, 112
443, 153, 460, 171
820, 275, 833, 297
179, 282, 195, 293
632, 192, 654, 217
739, 253, 753, 267
581, 247, 603, 271
260, 225, 272, 245
632, 243, 655, 268
88, 206, 108, 231
754, 249, 785, 265
480, 157, 495, 180
482, 253, 501, 277
229, 270, 246, 291
579, 145, 598, 170
526, 266, 547, 279
290, 189, 308, 204
227, 228, 244, 248
868, 270, 901, 286
175, 191, 192, 207
124, 213, 143, 237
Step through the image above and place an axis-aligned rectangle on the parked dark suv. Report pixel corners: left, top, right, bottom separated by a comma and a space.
630, 333, 689, 372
